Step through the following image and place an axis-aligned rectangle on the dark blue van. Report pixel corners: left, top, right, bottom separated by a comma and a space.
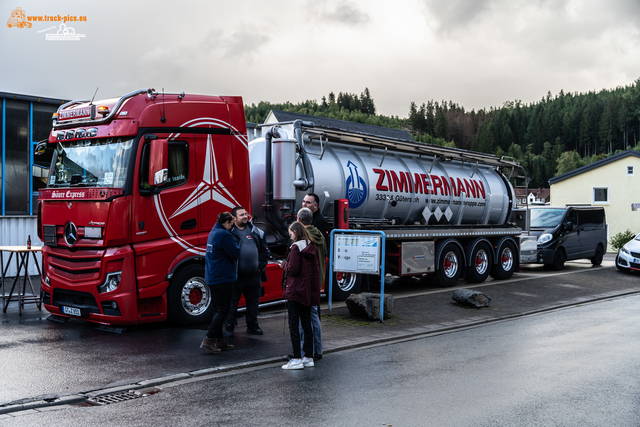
528, 206, 607, 270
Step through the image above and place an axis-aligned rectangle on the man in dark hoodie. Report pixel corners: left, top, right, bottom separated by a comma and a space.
296, 207, 325, 360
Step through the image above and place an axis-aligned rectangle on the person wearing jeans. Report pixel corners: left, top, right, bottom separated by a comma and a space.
296, 207, 325, 360
280, 222, 320, 370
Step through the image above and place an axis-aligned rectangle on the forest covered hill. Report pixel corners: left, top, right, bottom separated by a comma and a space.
244, 79, 640, 188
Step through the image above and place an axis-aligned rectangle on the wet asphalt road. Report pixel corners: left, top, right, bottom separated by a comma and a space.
3, 279, 640, 426
0, 254, 637, 413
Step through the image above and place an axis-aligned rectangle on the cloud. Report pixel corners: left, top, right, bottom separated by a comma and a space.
221, 31, 271, 59
308, 0, 371, 26
199, 27, 270, 62
323, 2, 370, 25
421, 0, 493, 35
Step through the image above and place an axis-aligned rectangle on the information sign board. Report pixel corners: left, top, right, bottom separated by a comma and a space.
333, 233, 381, 274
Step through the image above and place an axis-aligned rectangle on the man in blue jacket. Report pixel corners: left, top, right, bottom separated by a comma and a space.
201, 212, 240, 354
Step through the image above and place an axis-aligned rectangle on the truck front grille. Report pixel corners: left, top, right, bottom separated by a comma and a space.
46, 247, 103, 281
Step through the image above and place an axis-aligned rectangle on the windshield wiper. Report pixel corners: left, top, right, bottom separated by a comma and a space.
70, 182, 102, 187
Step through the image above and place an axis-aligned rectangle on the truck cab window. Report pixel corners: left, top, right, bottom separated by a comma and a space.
140, 141, 189, 190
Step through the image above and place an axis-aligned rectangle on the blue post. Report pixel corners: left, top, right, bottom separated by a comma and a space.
2, 98, 5, 216
29, 102, 33, 216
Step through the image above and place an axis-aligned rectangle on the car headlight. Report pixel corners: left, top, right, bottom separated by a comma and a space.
621, 246, 630, 255
537, 233, 553, 245
98, 271, 121, 293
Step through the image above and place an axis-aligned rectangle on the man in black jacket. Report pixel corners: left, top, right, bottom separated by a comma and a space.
302, 193, 331, 248
225, 206, 269, 337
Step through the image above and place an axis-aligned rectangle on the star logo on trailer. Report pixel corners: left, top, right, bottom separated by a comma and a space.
345, 160, 367, 209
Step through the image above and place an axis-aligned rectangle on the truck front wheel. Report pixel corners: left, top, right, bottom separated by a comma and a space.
434, 243, 462, 286
332, 272, 362, 301
490, 241, 516, 280
167, 264, 213, 325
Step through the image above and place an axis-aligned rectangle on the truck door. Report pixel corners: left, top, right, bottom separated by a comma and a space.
193, 132, 237, 242
132, 133, 197, 287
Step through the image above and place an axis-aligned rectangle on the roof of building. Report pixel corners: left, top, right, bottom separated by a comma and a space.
0, 91, 68, 105
549, 150, 640, 185
266, 110, 415, 143
515, 188, 550, 199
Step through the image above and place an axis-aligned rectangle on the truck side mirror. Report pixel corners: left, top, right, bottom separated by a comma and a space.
149, 139, 168, 186
35, 140, 48, 156
564, 221, 574, 232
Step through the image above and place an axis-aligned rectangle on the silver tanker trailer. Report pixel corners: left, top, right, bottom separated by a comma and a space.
249, 119, 531, 299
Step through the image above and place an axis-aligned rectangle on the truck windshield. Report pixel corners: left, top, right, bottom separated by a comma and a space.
47, 137, 134, 188
530, 208, 566, 228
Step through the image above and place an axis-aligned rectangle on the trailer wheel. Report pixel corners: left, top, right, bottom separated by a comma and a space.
465, 242, 492, 283
490, 241, 516, 280
167, 264, 213, 325
434, 243, 462, 286
332, 272, 362, 301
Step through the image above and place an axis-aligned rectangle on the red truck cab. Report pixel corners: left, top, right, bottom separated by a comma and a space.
38, 89, 282, 325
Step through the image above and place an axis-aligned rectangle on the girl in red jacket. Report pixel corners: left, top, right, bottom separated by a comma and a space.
280, 221, 320, 370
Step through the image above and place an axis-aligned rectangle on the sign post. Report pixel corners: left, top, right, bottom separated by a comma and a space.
328, 230, 386, 322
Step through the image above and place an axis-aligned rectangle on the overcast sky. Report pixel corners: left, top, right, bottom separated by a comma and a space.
1, 0, 639, 117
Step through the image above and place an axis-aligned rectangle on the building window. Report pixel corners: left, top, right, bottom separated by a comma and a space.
4, 99, 30, 215
628, 166, 634, 176
593, 187, 609, 204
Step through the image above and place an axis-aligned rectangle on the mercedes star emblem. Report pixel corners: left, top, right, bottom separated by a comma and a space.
64, 222, 78, 246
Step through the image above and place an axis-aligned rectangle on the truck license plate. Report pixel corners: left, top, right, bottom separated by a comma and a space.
62, 306, 82, 317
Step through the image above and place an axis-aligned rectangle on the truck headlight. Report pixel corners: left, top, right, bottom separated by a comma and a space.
537, 233, 553, 245
98, 272, 121, 293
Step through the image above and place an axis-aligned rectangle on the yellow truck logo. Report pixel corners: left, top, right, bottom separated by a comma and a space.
7, 7, 32, 28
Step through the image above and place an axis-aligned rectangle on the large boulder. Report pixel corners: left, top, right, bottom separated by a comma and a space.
452, 289, 491, 308
345, 292, 393, 320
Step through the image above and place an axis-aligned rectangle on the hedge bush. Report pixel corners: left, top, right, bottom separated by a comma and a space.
610, 229, 635, 252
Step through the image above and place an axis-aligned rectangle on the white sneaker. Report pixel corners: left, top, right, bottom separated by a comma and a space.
282, 359, 304, 370
302, 357, 314, 367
